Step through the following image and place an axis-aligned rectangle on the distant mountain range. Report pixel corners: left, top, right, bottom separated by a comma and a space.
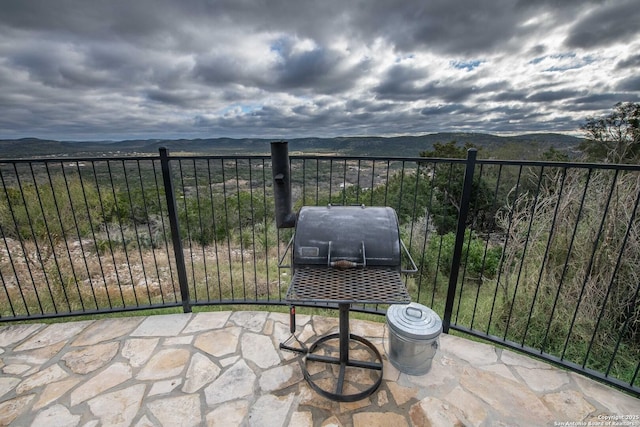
0, 133, 584, 159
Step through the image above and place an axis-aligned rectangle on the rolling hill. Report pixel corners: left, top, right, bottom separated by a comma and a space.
0, 133, 583, 160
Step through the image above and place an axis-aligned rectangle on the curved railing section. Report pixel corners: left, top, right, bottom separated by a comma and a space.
0, 148, 638, 397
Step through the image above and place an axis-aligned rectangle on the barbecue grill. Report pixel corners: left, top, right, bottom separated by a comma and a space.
271, 141, 415, 402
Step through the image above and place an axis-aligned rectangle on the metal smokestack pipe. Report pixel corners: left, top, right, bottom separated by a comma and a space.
270, 141, 296, 228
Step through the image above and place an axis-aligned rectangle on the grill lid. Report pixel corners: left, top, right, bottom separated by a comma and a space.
293, 205, 400, 267
387, 302, 442, 340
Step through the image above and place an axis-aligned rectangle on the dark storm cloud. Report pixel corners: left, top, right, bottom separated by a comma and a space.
616, 76, 640, 93
145, 89, 209, 107
420, 104, 467, 116
571, 93, 627, 110
194, 54, 255, 86
193, 35, 367, 95
616, 54, 640, 70
420, 81, 482, 103
345, 99, 398, 114
526, 89, 582, 103
345, 0, 562, 55
0, 0, 638, 140
269, 37, 368, 94
374, 64, 430, 99
564, 0, 640, 49
0, 0, 197, 44
375, 69, 508, 105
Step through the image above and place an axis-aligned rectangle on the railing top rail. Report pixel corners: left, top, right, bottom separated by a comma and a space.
0, 154, 160, 164
289, 155, 467, 163
476, 157, 640, 171
160, 154, 467, 163
160, 154, 270, 161
1, 152, 639, 172
0, 153, 468, 164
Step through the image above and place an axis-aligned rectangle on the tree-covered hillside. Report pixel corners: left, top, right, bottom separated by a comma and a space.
0, 133, 583, 159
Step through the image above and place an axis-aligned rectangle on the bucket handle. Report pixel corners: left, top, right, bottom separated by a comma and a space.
405, 306, 423, 319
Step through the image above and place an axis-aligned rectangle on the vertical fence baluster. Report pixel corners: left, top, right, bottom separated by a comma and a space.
27, 162, 64, 313
234, 160, 247, 300
561, 170, 619, 360
152, 159, 178, 301
159, 148, 191, 313
122, 160, 153, 306
469, 163, 502, 330
443, 149, 477, 333
61, 161, 96, 310
417, 160, 437, 307
136, 159, 166, 305
220, 159, 235, 300
540, 169, 593, 353
92, 161, 126, 308
106, 161, 139, 306
517, 166, 550, 345
193, 158, 209, 302
77, 161, 112, 309
583, 182, 640, 368
487, 164, 523, 335
261, 158, 271, 300
248, 159, 259, 300
1, 165, 39, 315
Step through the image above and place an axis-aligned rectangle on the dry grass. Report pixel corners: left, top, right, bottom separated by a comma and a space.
493, 168, 640, 379
1, 235, 289, 317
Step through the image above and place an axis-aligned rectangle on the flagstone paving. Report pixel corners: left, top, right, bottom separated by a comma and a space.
0, 311, 638, 426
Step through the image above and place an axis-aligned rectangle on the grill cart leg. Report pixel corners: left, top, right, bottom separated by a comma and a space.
302, 303, 383, 402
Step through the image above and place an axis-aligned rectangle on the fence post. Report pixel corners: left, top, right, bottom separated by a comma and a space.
159, 148, 191, 313
442, 148, 477, 333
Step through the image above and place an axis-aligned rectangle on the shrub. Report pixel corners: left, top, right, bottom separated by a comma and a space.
0, 176, 104, 242
495, 168, 640, 378
424, 230, 502, 283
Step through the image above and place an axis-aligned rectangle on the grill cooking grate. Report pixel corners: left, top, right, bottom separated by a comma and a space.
286, 268, 411, 304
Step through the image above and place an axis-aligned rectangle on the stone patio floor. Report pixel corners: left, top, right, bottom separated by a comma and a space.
0, 311, 638, 426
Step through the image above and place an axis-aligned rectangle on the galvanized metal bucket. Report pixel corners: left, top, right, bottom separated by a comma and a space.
386, 302, 442, 375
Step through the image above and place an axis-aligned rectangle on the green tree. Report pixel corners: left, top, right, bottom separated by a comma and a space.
419, 141, 494, 234
540, 147, 569, 162
425, 230, 502, 281
419, 140, 478, 159
579, 102, 640, 164
316, 172, 433, 223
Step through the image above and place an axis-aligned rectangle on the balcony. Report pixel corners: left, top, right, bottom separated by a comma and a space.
1, 311, 638, 426
1, 148, 639, 418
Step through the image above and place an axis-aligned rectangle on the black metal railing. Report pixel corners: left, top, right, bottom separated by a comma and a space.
446, 152, 640, 397
0, 148, 638, 396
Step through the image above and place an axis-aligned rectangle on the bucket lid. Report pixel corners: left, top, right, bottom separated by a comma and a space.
386, 302, 442, 340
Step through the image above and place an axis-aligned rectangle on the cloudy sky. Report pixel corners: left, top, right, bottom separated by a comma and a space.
1, 0, 639, 141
